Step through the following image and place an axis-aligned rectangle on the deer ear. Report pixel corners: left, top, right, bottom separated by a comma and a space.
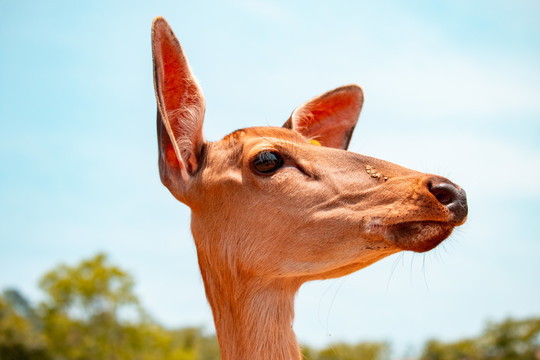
152, 17, 205, 196
283, 85, 363, 150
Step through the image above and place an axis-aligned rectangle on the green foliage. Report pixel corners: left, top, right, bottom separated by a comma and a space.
422, 339, 479, 360
35, 253, 219, 360
302, 344, 319, 359
0, 291, 49, 360
314, 341, 390, 360
39, 252, 138, 318
421, 317, 540, 360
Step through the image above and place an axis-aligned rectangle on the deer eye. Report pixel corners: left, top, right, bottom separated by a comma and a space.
252, 151, 284, 175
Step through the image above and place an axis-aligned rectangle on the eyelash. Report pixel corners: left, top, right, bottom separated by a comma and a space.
251, 150, 284, 175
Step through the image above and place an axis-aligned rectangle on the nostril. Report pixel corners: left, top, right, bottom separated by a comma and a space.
430, 184, 455, 205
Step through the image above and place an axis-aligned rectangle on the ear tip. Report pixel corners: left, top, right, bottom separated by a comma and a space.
152, 16, 167, 26
152, 16, 171, 35
342, 84, 364, 100
152, 17, 182, 54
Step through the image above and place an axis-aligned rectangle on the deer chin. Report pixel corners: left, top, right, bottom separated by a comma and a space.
368, 220, 454, 253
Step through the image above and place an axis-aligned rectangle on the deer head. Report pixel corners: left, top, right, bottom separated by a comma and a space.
151, 17, 467, 360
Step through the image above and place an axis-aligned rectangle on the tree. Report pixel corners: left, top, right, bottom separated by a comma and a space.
480, 317, 540, 360
39, 252, 139, 319
36, 253, 219, 360
37, 253, 138, 359
0, 291, 50, 359
316, 341, 391, 360
420, 317, 540, 360
422, 339, 480, 360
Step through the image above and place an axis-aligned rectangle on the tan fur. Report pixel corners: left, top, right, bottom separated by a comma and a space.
151, 17, 468, 360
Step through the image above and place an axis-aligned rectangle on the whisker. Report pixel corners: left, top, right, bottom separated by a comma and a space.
387, 252, 405, 293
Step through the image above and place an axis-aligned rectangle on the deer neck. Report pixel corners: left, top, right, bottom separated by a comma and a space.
194, 235, 302, 360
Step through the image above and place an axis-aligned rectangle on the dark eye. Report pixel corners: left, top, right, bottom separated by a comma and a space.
252, 151, 284, 174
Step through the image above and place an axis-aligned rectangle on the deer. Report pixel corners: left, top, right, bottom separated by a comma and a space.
151, 17, 468, 360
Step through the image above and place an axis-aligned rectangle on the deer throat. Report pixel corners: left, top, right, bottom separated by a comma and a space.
195, 248, 303, 360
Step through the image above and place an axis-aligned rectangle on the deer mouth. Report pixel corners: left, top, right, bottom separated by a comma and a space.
367, 220, 454, 253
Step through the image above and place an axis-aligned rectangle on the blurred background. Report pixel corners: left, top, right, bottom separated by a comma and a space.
1, 1, 539, 359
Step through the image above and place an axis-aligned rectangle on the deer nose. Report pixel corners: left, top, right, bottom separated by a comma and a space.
428, 178, 468, 224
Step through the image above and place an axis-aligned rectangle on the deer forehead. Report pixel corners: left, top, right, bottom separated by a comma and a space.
208, 127, 313, 164
219, 127, 308, 151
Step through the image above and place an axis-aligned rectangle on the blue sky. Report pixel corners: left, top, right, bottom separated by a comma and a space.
1, 0, 539, 357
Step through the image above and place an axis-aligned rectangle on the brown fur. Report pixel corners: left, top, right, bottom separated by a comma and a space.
151, 17, 467, 360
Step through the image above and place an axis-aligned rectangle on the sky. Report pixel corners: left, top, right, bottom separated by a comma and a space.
1, 0, 539, 357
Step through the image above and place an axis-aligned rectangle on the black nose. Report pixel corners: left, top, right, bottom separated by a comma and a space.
428, 178, 468, 224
